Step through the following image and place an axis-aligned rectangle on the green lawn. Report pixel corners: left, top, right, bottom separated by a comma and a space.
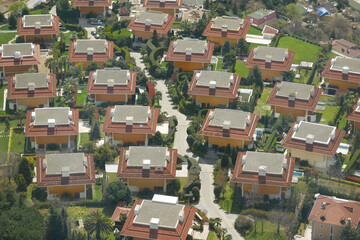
93, 185, 102, 201
254, 88, 272, 116
217, 181, 242, 214
0, 120, 20, 157
293, 69, 321, 86
10, 129, 25, 154
0, 32, 17, 44
245, 220, 286, 240
76, 86, 88, 105
120, 28, 131, 37
79, 133, 91, 147
106, 173, 119, 183
317, 105, 339, 124
207, 231, 218, 240
247, 26, 263, 36
30, 7, 50, 15
0, 25, 16, 30
172, 22, 182, 29
0, 85, 6, 109
278, 37, 320, 64
248, 43, 267, 52
215, 58, 223, 70
235, 61, 250, 78
177, 177, 188, 192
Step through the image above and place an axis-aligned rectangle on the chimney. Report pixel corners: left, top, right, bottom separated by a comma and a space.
342, 66, 349, 74
178, 210, 185, 222
186, 48, 192, 56
258, 166, 267, 176
87, 47, 94, 55
288, 92, 296, 101
209, 80, 216, 89
107, 79, 114, 87
143, 159, 151, 170
28, 82, 35, 91
229, 75, 234, 84
31, 111, 36, 121
222, 120, 231, 130
321, 202, 326, 210
330, 129, 335, 140
246, 115, 251, 125
209, 111, 214, 120
222, 24, 228, 32
147, 108, 152, 119
48, 119, 55, 128
126, 116, 133, 126
165, 150, 170, 161
265, 55, 272, 63
134, 205, 141, 215
145, 19, 152, 26
306, 134, 315, 144
310, 86, 315, 97
150, 218, 160, 230
195, 72, 201, 81
242, 154, 247, 165
35, 21, 41, 30
14, 51, 21, 59
68, 111, 72, 120
61, 167, 70, 178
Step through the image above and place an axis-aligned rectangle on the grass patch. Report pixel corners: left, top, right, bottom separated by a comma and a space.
10, 129, 25, 154
217, 181, 242, 214
106, 173, 119, 183
80, 133, 91, 147
235, 61, 250, 78
93, 185, 102, 201
245, 220, 286, 240
0, 25, 16, 30
247, 26, 263, 35
317, 105, 339, 124
120, 28, 131, 37
248, 43, 267, 52
0, 32, 16, 44
177, 177, 188, 192
254, 88, 272, 116
76, 86, 88, 105
278, 36, 320, 64
172, 22, 182, 29
207, 231, 218, 240
215, 58, 223, 70
0, 85, 5, 109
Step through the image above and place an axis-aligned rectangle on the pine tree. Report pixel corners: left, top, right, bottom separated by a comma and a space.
152, 30, 159, 47
221, 40, 231, 56
5, 118, 10, 131
181, 80, 189, 96
45, 207, 69, 240
90, 121, 101, 141
18, 158, 32, 186
204, 0, 210, 9
152, 131, 163, 146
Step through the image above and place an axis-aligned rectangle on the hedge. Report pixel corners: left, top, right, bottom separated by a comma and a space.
306, 63, 318, 85
149, 47, 165, 67
146, 39, 156, 53
56, 2, 80, 24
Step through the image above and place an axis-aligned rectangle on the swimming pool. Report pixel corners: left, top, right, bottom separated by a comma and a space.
317, 103, 325, 107
293, 171, 303, 177
338, 144, 349, 150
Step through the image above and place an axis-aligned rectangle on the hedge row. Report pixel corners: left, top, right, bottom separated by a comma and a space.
64, 24, 87, 39
345, 149, 360, 172
263, 130, 277, 152
114, 45, 130, 62
146, 39, 156, 53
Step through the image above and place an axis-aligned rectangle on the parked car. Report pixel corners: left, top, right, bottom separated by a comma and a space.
91, 31, 96, 36
95, 34, 100, 39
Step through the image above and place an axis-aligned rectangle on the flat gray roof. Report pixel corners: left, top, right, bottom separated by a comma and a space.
2, 43, 33, 57
173, 39, 207, 54
34, 107, 70, 126
243, 152, 285, 175
196, 71, 233, 88
135, 11, 168, 25
330, 57, 360, 74
209, 109, 250, 130
112, 105, 150, 123
212, 16, 244, 31
134, 200, 184, 228
14, 73, 48, 89
94, 69, 129, 85
45, 153, 86, 175
253, 46, 288, 62
293, 121, 335, 143
127, 146, 167, 167
23, 14, 52, 27
276, 82, 314, 100
74, 40, 107, 53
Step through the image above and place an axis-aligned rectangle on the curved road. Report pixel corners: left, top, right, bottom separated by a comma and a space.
131, 52, 243, 239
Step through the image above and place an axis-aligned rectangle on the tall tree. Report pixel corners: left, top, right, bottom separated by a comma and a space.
236, 38, 249, 57
18, 158, 32, 186
90, 121, 101, 141
221, 40, 230, 56
45, 207, 69, 240
15, 174, 27, 192
15, 109, 26, 126
104, 181, 132, 206
223, 51, 236, 72
84, 211, 112, 240
340, 221, 360, 240
152, 30, 159, 47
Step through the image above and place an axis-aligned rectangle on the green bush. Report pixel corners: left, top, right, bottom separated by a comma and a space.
138, 188, 154, 199
56, 1, 79, 24
46, 144, 59, 151
32, 186, 47, 202
64, 24, 87, 39
263, 130, 277, 152
146, 39, 156, 53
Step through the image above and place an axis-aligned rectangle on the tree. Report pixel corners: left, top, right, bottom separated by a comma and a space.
94, 144, 114, 169
351, 132, 360, 151
285, 3, 303, 20
8, 12, 17, 28
0, 153, 21, 183
15, 109, 26, 126
9, 0, 28, 17
247, 65, 263, 88
192, 186, 200, 201
234, 215, 254, 236
45, 57, 57, 74
215, 169, 227, 198
282, 71, 295, 82
204, 0, 210, 9
152, 131, 163, 146
268, 210, 285, 235
166, 179, 181, 196
62, 77, 78, 106
90, 121, 101, 141
181, 80, 189, 97
245, 185, 262, 208
4, 118, 10, 131
152, 30, 159, 47
58, 55, 70, 81
138, 92, 149, 106
15, 174, 27, 192
86, 61, 99, 72
221, 154, 230, 169
325, 15, 351, 39
84, 102, 96, 125
340, 222, 360, 240
45, 207, 69, 240
221, 227, 228, 240
221, 40, 231, 56
18, 158, 32, 186
242, 209, 268, 234
32, 186, 47, 202
84, 211, 112, 240
214, 185, 221, 200
236, 38, 249, 57
104, 181, 132, 206
223, 51, 236, 72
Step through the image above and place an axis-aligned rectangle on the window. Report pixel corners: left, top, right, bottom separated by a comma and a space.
319, 234, 323, 238
320, 225, 324, 228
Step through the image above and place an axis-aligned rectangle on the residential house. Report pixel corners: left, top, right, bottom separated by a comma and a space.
165, 39, 214, 72
188, 71, 241, 108
262, 25, 279, 39
127, 11, 175, 41
245, 46, 295, 82
202, 16, 251, 45
120, 194, 197, 240
0, 43, 41, 80
143, 0, 183, 17
266, 81, 322, 122
72, 0, 111, 17
17, 14, 59, 42
7, 72, 57, 110
322, 57, 360, 93
308, 194, 360, 240
87, 68, 137, 106
346, 98, 360, 132
199, 108, 259, 148
117, 146, 177, 193
68, 39, 114, 69
245, 9, 276, 26
36, 153, 95, 200
25, 107, 79, 151
282, 121, 345, 173
232, 152, 295, 199
103, 105, 159, 146
331, 39, 360, 58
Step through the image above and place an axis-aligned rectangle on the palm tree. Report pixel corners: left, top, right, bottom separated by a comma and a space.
15, 109, 26, 126
214, 217, 222, 228
45, 57, 55, 74
84, 211, 112, 240
59, 55, 70, 81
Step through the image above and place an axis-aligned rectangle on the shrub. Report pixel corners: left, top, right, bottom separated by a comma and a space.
138, 188, 154, 199
214, 185, 221, 200
62, 192, 74, 201
234, 215, 254, 236
104, 181, 132, 206
192, 186, 200, 201
32, 186, 47, 202
46, 144, 59, 151
300, 160, 309, 167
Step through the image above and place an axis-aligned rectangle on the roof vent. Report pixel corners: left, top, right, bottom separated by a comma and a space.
222, 120, 231, 130
229, 75, 234, 84
87, 47, 94, 55
342, 66, 349, 74
48, 119, 55, 128
28, 82, 35, 91
186, 48, 192, 56
321, 202, 326, 209
68, 111, 72, 120
31, 111, 36, 121
134, 204, 141, 215
209, 80, 216, 89
143, 159, 151, 170
178, 210, 185, 222
258, 165, 267, 176
265, 55, 272, 63
35, 21, 41, 29
288, 92, 296, 101
145, 19, 152, 26
195, 72, 201, 81
222, 24, 228, 32
126, 116, 133, 126
306, 134, 315, 144
107, 79, 114, 87
14, 51, 21, 59
147, 108, 152, 119
242, 154, 247, 165
61, 167, 70, 178
150, 218, 160, 230
347, 217, 352, 223
12, 76, 17, 85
